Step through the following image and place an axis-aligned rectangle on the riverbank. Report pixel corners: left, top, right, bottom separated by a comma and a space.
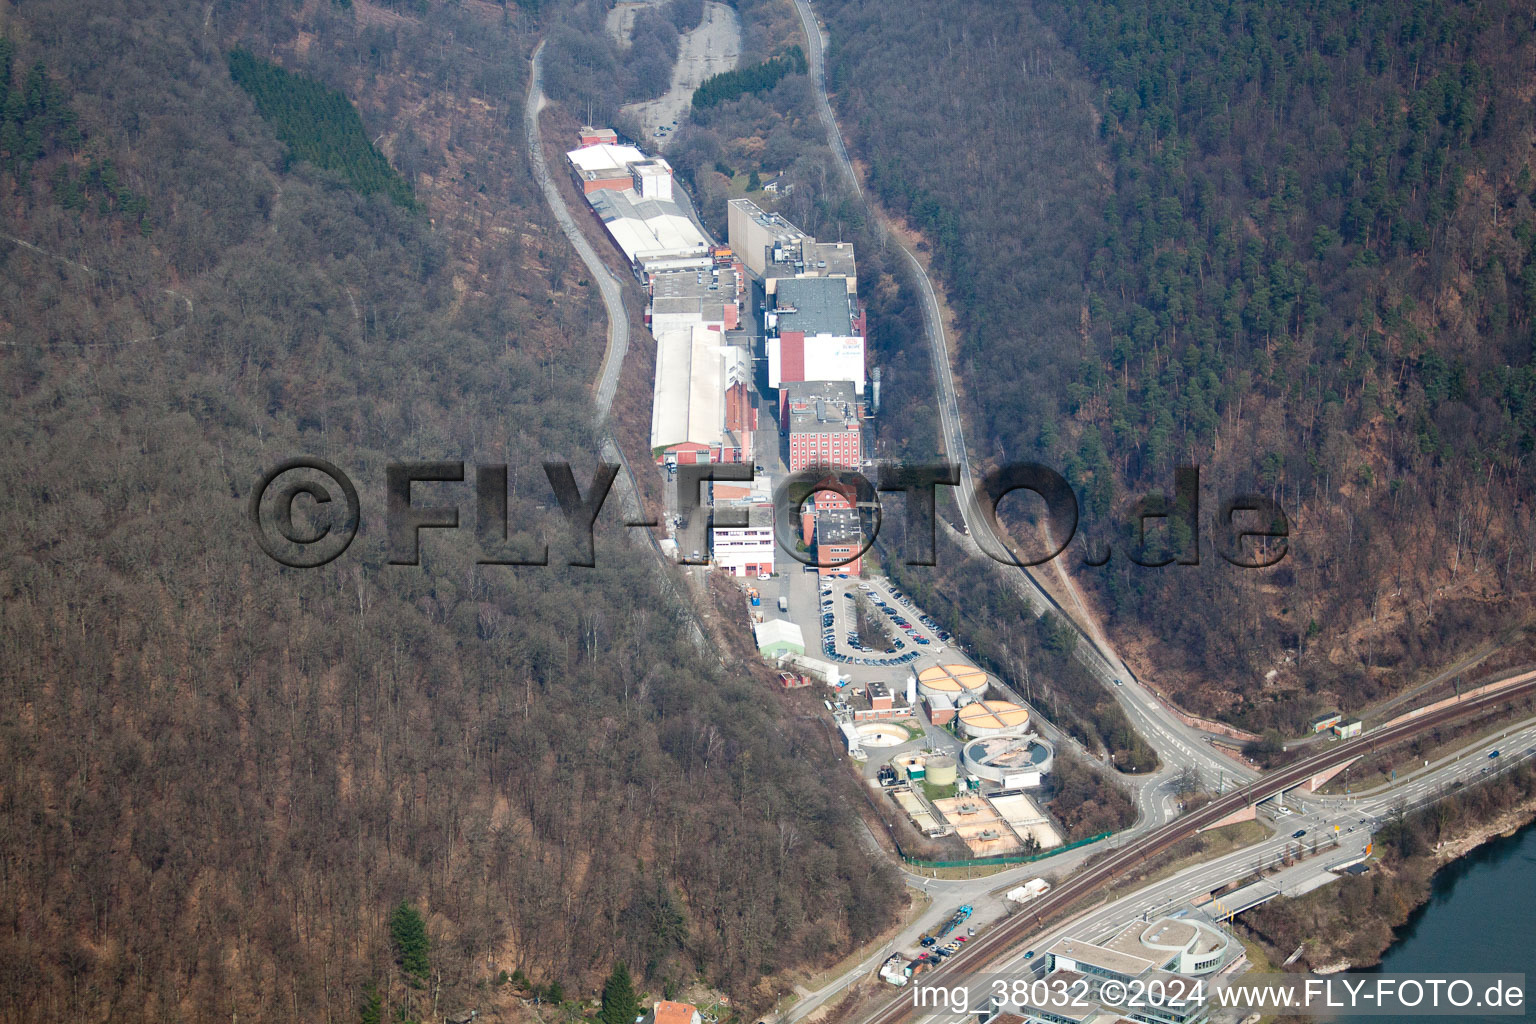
1237, 760, 1536, 971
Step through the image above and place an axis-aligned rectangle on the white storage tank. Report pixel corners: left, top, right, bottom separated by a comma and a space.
957, 700, 1032, 739
917, 664, 989, 702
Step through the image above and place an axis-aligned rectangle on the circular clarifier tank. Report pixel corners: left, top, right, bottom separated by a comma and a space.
957, 700, 1031, 738
917, 664, 989, 701
855, 722, 909, 747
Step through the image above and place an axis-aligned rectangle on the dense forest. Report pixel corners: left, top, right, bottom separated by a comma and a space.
691, 46, 806, 109
822, 0, 1536, 732
227, 47, 414, 208
0, 2, 900, 1022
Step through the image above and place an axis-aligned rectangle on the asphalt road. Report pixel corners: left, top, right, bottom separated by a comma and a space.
525, 42, 716, 658
778, 707, 1536, 1024
853, 673, 1536, 1024
850, 720, 1536, 1024
788, 0, 1252, 800
524, 40, 629, 422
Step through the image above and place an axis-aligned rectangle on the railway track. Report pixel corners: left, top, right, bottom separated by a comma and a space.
859, 671, 1536, 1023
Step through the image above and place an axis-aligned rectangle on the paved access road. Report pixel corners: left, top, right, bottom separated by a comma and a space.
847, 720, 1536, 1024
851, 671, 1536, 1024
788, 0, 1252, 798
524, 41, 629, 422
525, 42, 717, 658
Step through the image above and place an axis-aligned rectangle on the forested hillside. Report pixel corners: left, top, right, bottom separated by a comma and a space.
823, 0, 1536, 731
227, 47, 414, 207
540, 0, 705, 124
0, 2, 898, 1022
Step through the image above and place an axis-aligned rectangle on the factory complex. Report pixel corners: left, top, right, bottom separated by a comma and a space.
568, 130, 880, 578
570, 129, 1067, 862
566, 133, 713, 279
834, 663, 1063, 860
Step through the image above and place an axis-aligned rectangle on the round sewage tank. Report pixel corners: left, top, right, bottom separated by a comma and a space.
958, 700, 1032, 739
962, 735, 1055, 786
925, 754, 958, 786
854, 722, 909, 748
917, 664, 989, 701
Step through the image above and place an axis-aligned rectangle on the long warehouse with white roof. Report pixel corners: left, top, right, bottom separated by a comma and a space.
650, 323, 755, 465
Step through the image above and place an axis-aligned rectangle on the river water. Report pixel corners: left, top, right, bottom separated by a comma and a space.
1333, 817, 1536, 1022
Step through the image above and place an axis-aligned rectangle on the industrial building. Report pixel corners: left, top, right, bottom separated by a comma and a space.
1016, 909, 1243, 1024
650, 323, 755, 465
578, 125, 618, 147
725, 198, 857, 289
925, 692, 956, 726
849, 680, 915, 722
765, 276, 866, 394
814, 508, 865, 576
1334, 717, 1363, 738
566, 132, 712, 279
1310, 710, 1342, 733
754, 618, 804, 658
648, 261, 743, 332
840, 721, 866, 760
1098, 914, 1238, 976
726, 196, 811, 276
567, 140, 648, 192
711, 505, 774, 577
784, 380, 863, 472
760, 238, 857, 295
586, 188, 711, 277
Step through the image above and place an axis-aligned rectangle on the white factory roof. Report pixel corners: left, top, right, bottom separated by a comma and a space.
565, 142, 646, 173
589, 188, 710, 263
651, 324, 747, 452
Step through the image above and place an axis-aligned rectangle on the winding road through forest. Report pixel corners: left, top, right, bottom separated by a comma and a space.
788, 0, 1248, 791
524, 40, 713, 656
524, 40, 630, 423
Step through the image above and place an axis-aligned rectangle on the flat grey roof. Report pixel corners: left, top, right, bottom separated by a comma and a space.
730, 197, 809, 239
817, 509, 864, 544
807, 240, 856, 278
652, 267, 738, 299
1104, 919, 1198, 962
1047, 937, 1155, 978
774, 277, 853, 337
787, 382, 860, 433
716, 504, 774, 528
652, 295, 727, 321
786, 381, 861, 434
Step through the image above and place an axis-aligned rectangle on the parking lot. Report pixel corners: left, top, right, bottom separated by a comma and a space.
815, 575, 955, 665
776, 568, 960, 682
